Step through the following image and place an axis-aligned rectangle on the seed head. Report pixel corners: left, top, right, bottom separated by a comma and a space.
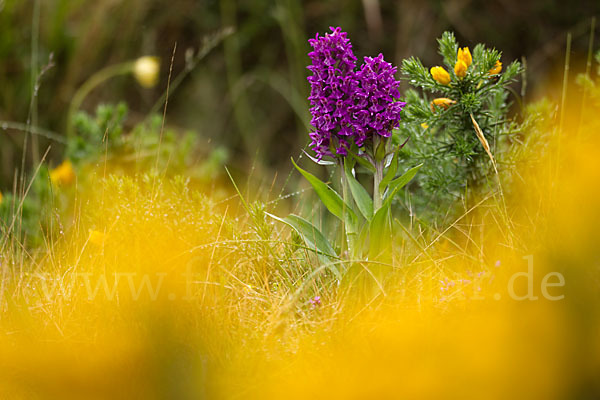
134, 56, 160, 88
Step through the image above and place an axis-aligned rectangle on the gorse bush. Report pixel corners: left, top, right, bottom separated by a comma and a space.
399, 32, 522, 218
68, 102, 128, 163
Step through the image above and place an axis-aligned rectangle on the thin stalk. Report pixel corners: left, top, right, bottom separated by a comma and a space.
558, 32, 571, 146
577, 17, 595, 138
30, 0, 41, 165
67, 61, 135, 139
340, 158, 358, 257
372, 135, 384, 211
340, 160, 350, 256
219, 0, 258, 157
554, 32, 571, 203
0, 121, 65, 143
146, 27, 233, 118
373, 161, 383, 211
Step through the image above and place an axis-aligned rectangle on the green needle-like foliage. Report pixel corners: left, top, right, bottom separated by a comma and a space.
398, 31, 523, 221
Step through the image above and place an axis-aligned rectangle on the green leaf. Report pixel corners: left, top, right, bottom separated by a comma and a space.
291, 158, 357, 226
374, 137, 387, 162
369, 164, 422, 261
267, 212, 341, 278
268, 213, 337, 257
383, 164, 423, 207
344, 159, 373, 221
369, 202, 390, 253
379, 150, 399, 195
347, 149, 376, 173
302, 149, 336, 166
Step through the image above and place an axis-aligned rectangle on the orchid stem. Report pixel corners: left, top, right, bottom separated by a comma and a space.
374, 160, 383, 211
340, 159, 350, 255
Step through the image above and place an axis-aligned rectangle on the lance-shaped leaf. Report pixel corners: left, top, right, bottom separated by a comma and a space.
291, 158, 357, 228
379, 150, 399, 195
267, 213, 341, 279
346, 148, 376, 173
267, 213, 337, 258
369, 201, 391, 257
343, 159, 373, 221
302, 149, 336, 166
369, 164, 422, 256
383, 164, 423, 205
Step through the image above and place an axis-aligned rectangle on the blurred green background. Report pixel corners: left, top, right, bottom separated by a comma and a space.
1, 0, 599, 189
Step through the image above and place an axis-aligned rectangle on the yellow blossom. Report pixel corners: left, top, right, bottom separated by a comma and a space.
430, 66, 451, 85
0, 191, 3, 205
454, 60, 468, 78
133, 56, 160, 88
457, 47, 472, 67
421, 122, 429, 129
88, 230, 106, 247
50, 160, 76, 187
430, 98, 456, 112
488, 60, 502, 75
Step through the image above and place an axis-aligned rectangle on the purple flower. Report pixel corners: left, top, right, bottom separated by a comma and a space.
307, 27, 358, 159
354, 54, 406, 140
307, 28, 405, 160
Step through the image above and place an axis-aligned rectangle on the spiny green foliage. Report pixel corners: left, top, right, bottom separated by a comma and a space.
68, 102, 128, 163
399, 32, 522, 219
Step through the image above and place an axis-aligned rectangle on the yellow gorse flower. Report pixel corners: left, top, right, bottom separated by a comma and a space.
430, 66, 451, 85
133, 56, 160, 88
430, 98, 456, 112
488, 60, 502, 75
457, 47, 472, 67
454, 60, 468, 78
420, 122, 429, 129
50, 160, 76, 187
88, 230, 106, 247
